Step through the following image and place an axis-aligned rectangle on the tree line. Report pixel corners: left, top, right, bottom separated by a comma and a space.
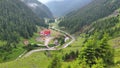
59, 0, 120, 34
0, 0, 48, 62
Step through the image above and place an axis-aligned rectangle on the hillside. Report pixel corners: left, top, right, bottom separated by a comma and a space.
59, 0, 120, 33
0, 0, 120, 68
22, 0, 53, 19
45, 0, 92, 17
86, 10, 120, 38
1, 14, 120, 67
0, 0, 47, 62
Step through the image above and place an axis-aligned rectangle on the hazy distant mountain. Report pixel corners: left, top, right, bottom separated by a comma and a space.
45, 0, 92, 17
22, 0, 53, 19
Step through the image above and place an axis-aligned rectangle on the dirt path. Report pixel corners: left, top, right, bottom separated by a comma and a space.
44, 37, 54, 47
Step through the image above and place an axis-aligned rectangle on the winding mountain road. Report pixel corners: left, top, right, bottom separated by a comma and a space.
23, 27, 75, 57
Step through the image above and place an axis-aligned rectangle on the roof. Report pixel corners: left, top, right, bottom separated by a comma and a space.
40, 29, 51, 36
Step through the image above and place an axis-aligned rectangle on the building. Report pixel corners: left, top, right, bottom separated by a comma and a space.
24, 40, 29, 45
40, 29, 51, 37
64, 37, 70, 42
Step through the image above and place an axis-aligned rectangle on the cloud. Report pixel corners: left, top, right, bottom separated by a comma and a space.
38, 0, 64, 4
27, 3, 39, 9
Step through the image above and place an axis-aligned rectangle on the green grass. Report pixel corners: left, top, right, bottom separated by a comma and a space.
28, 26, 44, 44
48, 44, 55, 47
0, 27, 43, 63
50, 36, 85, 56
28, 33, 43, 44
7, 47, 25, 61
0, 52, 51, 68
50, 29, 62, 37
0, 22, 85, 68
2, 41, 26, 62
61, 60, 80, 68
108, 37, 120, 68
49, 20, 60, 29
0, 41, 7, 46
62, 37, 84, 52
0, 36, 85, 68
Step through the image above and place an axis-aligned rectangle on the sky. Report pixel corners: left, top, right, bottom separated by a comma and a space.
38, 0, 64, 4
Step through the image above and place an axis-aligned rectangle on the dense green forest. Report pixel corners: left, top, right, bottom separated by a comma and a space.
47, 34, 114, 68
48, 12, 120, 68
86, 16, 120, 38
59, 0, 120, 33
0, 0, 47, 62
0, 0, 120, 68
75, 15, 120, 67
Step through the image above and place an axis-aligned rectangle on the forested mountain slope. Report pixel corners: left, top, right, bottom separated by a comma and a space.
0, 13, 120, 67
76, 9, 120, 68
22, 0, 53, 19
0, 0, 47, 62
59, 0, 120, 33
86, 10, 120, 38
0, 0, 120, 68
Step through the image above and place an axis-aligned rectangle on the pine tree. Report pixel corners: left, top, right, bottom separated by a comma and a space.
48, 56, 62, 68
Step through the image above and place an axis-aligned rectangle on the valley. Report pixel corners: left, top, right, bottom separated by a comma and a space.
0, 0, 120, 68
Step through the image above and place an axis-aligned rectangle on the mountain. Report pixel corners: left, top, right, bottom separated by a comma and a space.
45, 0, 92, 17
0, 0, 120, 67
84, 8, 120, 38
59, 0, 120, 33
22, 0, 53, 19
0, 0, 47, 62
0, 8, 120, 68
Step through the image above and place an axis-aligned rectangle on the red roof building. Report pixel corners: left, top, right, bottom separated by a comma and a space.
40, 29, 51, 36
